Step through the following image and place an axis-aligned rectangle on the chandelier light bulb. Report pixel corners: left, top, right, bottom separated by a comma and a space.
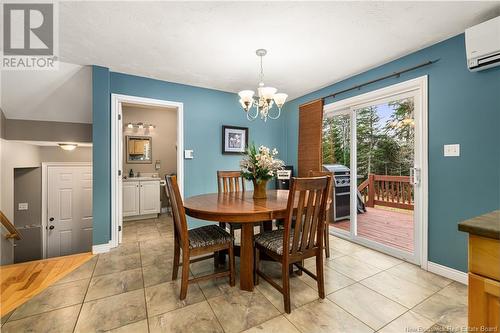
260, 87, 277, 100
273, 93, 288, 108
238, 90, 254, 102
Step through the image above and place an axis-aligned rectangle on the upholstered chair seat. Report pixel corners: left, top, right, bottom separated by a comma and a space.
189, 225, 234, 249
254, 230, 295, 255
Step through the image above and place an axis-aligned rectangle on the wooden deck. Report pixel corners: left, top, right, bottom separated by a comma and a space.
331, 206, 414, 252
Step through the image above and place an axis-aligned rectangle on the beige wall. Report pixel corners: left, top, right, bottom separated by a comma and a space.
122, 106, 177, 177
5, 120, 92, 143
39, 146, 92, 162
0, 140, 40, 265
0, 109, 5, 139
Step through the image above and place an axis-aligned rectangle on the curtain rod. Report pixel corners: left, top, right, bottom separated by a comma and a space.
316, 59, 440, 103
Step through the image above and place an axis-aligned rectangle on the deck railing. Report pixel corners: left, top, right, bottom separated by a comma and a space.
358, 174, 414, 210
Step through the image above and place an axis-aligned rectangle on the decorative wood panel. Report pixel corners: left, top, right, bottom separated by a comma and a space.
469, 272, 500, 331
298, 99, 324, 176
469, 235, 500, 281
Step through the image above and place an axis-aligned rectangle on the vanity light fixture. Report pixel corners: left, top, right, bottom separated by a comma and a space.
58, 143, 78, 151
125, 122, 156, 129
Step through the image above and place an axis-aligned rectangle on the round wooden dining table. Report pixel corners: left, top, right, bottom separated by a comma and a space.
184, 189, 290, 291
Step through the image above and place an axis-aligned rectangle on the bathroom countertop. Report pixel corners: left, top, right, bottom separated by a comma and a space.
122, 177, 161, 182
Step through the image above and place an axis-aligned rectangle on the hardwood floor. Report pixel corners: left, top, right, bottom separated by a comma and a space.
331, 206, 414, 252
0, 252, 94, 316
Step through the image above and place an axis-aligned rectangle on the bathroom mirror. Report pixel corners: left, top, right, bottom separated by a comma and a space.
126, 136, 152, 163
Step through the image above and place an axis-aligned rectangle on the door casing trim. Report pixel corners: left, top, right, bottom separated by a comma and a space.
110, 94, 184, 249
41, 162, 93, 259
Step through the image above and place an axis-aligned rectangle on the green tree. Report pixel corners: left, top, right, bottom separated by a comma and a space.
356, 106, 380, 177
385, 98, 415, 175
373, 135, 401, 175
322, 115, 350, 166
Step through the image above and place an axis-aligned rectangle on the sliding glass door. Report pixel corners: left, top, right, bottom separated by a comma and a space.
323, 79, 425, 264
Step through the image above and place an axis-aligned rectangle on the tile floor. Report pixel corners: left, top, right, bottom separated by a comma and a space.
1, 215, 468, 333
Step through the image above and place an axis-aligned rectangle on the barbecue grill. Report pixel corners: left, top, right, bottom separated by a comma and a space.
323, 164, 351, 222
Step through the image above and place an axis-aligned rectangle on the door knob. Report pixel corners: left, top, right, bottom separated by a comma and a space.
49, 225, 55, 230
49, 217, 54, 221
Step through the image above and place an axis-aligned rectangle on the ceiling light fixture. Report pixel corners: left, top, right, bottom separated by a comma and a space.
127, 123, 133, 128
238, 49, 288, 122
58, 143, 78, 151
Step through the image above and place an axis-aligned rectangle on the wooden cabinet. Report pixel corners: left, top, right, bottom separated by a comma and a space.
469, 273, 500, 330
122, 179, 160, 219
468, 234, 500, 332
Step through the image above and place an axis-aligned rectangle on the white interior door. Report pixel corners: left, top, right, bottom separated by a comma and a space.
47, 166, 93, 257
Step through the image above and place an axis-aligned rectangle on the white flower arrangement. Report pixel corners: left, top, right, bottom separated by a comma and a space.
240, 143, 284, 182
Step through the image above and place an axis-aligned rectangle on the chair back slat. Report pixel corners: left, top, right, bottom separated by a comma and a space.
307, 191, 323, 249
309, 170, 334, 204
217, 171, 245, 193
291, 191, 306, 253
300, 190, 317, 251
165, 176, 189, 250
284, 177, 331, 257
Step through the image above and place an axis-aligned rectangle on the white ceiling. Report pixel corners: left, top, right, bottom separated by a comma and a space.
2, 62, 92, 123
59, 1, 500, 100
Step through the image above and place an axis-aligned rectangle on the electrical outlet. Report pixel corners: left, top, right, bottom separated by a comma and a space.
184, 150, 194, 159
18, 203, 28, 210
444, 144, 460, 157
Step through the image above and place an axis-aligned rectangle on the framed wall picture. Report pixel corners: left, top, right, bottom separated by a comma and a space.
222, 125, 248, 154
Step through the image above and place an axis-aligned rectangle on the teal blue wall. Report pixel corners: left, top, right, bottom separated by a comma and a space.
92, 70, 285, 245
283, 34, 500, 272
92, 66, 111, 245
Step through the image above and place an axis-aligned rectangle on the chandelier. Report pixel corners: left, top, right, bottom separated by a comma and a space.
238, 49, 288, 122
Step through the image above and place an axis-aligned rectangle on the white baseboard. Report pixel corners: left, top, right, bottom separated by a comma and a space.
427, 261, 468, 285
92, 241, 113, 254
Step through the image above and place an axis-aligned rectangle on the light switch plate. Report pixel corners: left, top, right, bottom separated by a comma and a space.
444, 144, 460, 157
184, 150, 194, 159
18, 203, 28, 210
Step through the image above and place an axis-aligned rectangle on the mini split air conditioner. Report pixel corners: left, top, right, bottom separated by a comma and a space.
466, 16, 500, 72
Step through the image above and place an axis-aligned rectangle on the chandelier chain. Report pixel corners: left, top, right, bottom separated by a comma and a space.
259, 54, 264, 84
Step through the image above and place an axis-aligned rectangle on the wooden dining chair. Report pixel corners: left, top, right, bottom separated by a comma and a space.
165, 175, 235, 300
217, 171, 246, 237
254, 176, 331, 313
308, 170, 334, 258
